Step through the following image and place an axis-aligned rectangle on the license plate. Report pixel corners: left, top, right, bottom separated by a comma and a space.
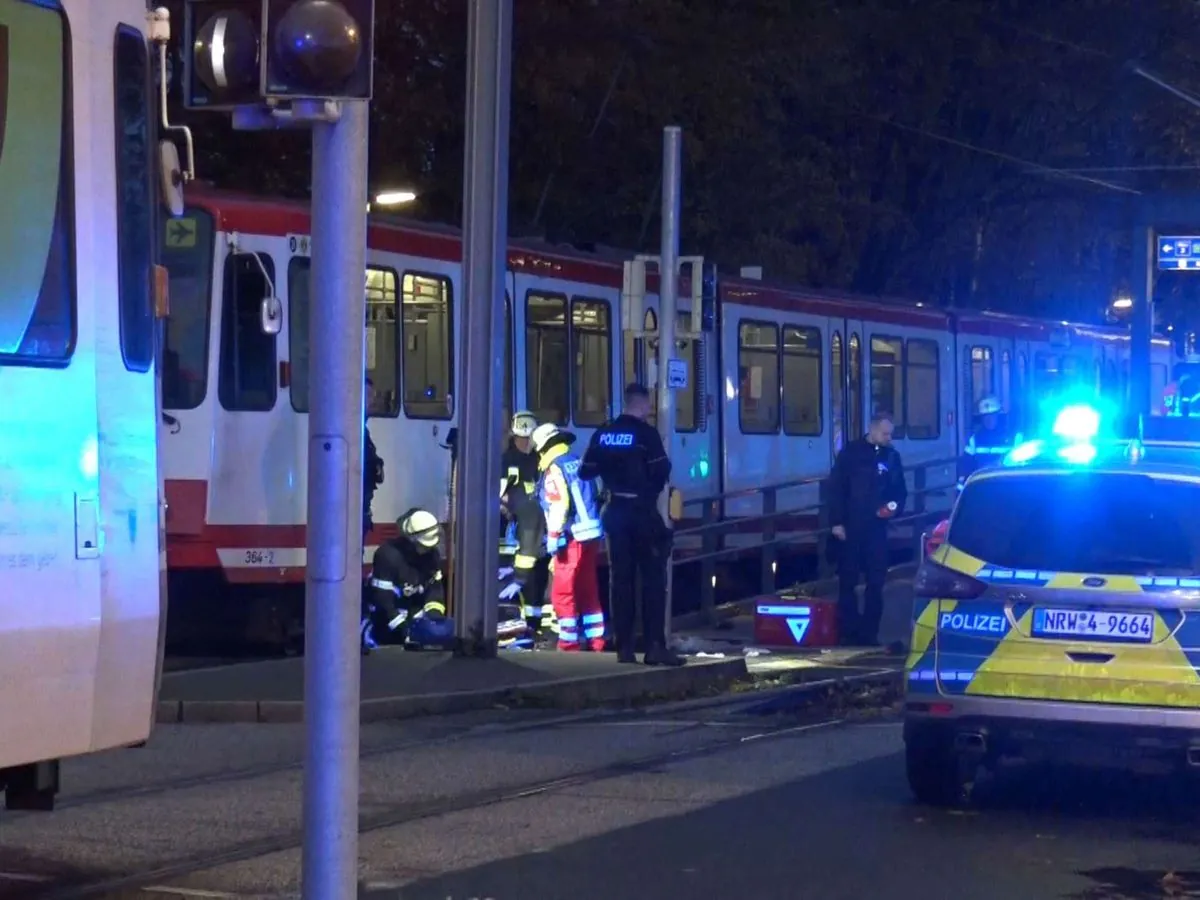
1031, 608, 1154, 643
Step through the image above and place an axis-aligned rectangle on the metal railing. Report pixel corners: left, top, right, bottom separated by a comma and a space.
669, 456, 960, 622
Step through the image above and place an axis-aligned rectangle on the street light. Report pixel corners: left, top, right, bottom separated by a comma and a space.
373, 189, 417, 207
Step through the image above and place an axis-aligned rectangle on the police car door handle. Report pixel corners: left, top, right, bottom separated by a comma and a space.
1067, 651, 1115, 665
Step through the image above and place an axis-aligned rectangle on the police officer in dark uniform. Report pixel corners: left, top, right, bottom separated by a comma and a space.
829, 411, 906, 647
580, 383, 684, 667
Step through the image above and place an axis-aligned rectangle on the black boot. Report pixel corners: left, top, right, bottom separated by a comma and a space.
643, 644, 685, 667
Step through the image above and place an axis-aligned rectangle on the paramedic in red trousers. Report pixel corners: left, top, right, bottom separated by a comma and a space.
530, 423, 607, 651
580, 383, 685, 667
829, 411, 906, 647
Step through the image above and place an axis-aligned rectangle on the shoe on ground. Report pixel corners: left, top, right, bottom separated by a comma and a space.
643, 645, 685, 667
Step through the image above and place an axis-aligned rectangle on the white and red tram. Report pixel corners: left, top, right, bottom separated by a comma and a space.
158, 187, 1174, 645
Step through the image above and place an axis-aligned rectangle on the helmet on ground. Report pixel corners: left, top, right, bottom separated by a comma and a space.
399, 508, 440, 549
511, 410, 537, 438
977, 395, 1002, 416
530, 422, 575, 454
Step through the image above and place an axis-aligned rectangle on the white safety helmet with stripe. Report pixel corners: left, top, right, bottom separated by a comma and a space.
977, 395, 1002, 416
511, 410, 538, 438
400, 508, 440, 549
531, 422, 576, 454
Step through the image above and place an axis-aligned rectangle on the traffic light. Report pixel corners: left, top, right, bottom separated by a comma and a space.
182, 0, 375, 111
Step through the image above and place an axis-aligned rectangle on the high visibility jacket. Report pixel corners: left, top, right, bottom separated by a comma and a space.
539, 444, 603, 552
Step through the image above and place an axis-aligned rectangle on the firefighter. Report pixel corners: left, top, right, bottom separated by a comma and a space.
499, 411, 554, 638
579, 383, 684, 667
530, 422, 606, 652
960, 394, 1021, 483
361, 508, 448, 653
829, 411, 906, 647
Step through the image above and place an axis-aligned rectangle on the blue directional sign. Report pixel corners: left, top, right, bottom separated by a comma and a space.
1158, 236, 1200, 271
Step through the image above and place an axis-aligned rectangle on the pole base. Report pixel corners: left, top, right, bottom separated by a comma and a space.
452, 635, 499, 659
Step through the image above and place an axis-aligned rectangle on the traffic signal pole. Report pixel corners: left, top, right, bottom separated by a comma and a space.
451, 0, 513, 655
657, 126, 681, 643
302, 99, 369, 899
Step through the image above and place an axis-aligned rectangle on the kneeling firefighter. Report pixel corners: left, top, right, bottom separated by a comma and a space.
499, 411, 556, 641
361, 508, 451, 652
531, 423, 606, 652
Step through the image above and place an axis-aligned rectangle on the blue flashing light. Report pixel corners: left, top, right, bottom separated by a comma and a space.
1004, 439, 1044, 466
1052, 404, 1100, 443
1057, 442, 1097, 465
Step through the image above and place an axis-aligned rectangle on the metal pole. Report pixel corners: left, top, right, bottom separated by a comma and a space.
657, 126, 681, 643
301, 100, 368, 900
452, 0, 513, 655
1130, 224, 1155, 415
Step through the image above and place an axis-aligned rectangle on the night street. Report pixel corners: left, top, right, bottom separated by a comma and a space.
3, 694, 1191, 900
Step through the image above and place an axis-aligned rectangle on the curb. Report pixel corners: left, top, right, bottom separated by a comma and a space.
155, 656, 750, 725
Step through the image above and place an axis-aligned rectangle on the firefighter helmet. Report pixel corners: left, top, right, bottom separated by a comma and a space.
511, 410, 537, 438
400, 508, 440, 549
977, 395, 1002, 416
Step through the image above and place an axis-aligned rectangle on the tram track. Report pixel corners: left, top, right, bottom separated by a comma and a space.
38, 711, 846, 899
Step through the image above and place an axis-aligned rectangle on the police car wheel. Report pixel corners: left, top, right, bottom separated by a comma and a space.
904, 737, 967, 807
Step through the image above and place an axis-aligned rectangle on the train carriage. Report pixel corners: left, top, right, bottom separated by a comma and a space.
0, 0, 165, 810
157, 187, 1176, 646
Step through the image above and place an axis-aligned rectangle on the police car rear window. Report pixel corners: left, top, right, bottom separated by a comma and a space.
950, 472, 1200, 576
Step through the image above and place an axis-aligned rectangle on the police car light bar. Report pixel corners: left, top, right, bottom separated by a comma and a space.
1051, 404, 1100, 443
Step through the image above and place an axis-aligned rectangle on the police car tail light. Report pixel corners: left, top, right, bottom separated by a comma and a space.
912, 561, 986, 600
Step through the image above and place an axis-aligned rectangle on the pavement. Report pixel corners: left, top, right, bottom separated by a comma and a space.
156, 578, 918, 725
2, 683, 1198, 899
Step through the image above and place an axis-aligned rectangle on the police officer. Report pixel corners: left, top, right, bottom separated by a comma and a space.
829, 411, 906, 647
580, 383, 684, 667
361, 508, 448, 652
499, 411, 554, 639
961, 394, 1021, 482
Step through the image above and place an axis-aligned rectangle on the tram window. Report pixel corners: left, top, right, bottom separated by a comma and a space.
161, 210, 214, 409
571, 297, 611, 427
503, 292, 513, 429
830, 331, 844, 452
0, 2, 74, 363
1000, 350, 1012, 411
970, 346, 994, 406
526, 292, 569, 425
113, 25, 153, 373
365, 267, 400, 417
1034, 353, 1058, 393
676, 311, 702, 433
782, 325, 822, 436
870, 335, 904, 437
738, 320, 780, 434
401, 272, 454, 419
905, 339, 940, 440
218, 252, 277, 412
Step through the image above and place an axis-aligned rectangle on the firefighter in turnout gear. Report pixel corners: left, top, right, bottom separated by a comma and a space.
580, 383, 684, 667
361, 508, 448, 653
499, 411, 555, 639
531, 423, 606, 652
960, 394, 1022, 483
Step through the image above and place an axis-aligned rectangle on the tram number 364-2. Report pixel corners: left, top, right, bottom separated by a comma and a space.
244, 549, 277, 566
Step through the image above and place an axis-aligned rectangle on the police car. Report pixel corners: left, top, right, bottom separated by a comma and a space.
905, 404, 1200, 806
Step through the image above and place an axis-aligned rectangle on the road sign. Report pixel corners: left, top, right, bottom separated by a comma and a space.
1157, 236, 1200, 270
667, 357, 688, 390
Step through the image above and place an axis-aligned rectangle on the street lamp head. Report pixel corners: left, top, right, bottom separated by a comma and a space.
373, 190, 417, 207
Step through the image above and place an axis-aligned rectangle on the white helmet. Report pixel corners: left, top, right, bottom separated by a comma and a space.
400, 509, 440, 549
977, 395, 1002, 416
511, 410, 537, 438
531, 422, 575, 453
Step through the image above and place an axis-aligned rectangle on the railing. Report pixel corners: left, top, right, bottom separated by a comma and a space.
669, 456, 960, 623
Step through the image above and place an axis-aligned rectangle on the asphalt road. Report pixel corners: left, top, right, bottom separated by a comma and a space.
3, 692, 1198, 899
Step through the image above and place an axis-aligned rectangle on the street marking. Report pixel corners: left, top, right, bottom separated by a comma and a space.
142, 888, 243, 898
740, 717, 843, 743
